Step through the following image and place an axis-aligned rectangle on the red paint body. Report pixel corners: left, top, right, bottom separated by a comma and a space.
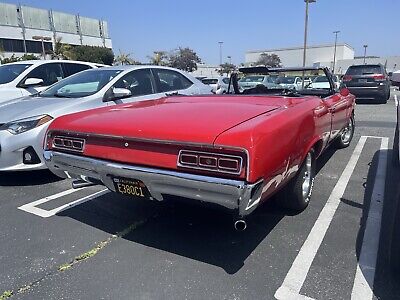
47, 92, 355, 204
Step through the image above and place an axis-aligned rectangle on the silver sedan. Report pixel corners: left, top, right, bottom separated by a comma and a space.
0, 65, 212, 171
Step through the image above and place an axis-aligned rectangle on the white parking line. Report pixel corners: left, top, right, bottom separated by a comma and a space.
351, 137, 388, 300
275, 136, 387, 300
394, 94, 398, 107
18, 188, 108, 218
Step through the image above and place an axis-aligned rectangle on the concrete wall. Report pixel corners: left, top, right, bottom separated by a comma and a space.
245, 44, 355, 67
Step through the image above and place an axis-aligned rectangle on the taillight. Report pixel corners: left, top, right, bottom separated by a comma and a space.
373, 74, 385, 81
343, 75, 352, 82
52, 136, 85, 152
178, 150, 243, 175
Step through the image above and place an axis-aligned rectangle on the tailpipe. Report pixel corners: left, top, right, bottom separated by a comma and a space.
72, 179, 97, 189
234, 219, 247, 231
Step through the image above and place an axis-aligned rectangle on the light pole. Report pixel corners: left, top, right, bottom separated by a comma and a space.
302, 0, 316, 87
218, 41, 223, 65
32, 35, 52, 59
332, 30, 340, 74
363, 44, 368, 64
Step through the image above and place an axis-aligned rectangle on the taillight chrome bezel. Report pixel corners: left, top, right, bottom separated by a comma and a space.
52, 136, 85, 152
177, 150, 243, 175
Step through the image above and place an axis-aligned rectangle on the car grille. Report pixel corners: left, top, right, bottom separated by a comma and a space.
53, 136, 85, 152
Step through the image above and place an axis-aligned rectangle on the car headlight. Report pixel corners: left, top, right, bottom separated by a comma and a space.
1, 115, 53, 135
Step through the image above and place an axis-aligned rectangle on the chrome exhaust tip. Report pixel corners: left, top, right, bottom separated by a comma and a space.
72, 179, 96, 189
234, 219, 247, 231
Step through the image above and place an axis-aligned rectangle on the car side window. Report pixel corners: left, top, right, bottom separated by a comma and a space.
153, 69, 193, 92
62, 63, 92, 77
113, 69, 155, 96
25, 63, 64, 86
222, 78, 230, 84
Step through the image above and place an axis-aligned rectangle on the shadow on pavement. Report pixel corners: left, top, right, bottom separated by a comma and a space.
0, 169, 62, 186
349, 149, 400, 299
57, 146, 337, 274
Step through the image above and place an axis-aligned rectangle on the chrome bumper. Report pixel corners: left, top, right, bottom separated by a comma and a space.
43, 151, 264, 217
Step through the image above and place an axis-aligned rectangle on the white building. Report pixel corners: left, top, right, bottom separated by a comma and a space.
191, 64, 221, 78
245, 44, 355, 68
0, 2, 112, 59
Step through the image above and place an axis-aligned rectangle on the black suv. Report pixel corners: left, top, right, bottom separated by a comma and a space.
343, 64, 390, 103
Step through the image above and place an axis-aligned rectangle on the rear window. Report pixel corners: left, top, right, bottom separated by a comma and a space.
202, 79, 218, 85
346, 65, 382, 75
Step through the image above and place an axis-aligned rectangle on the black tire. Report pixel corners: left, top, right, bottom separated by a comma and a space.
279, 150, 315, 211
393, 125, 399, 166
335, 113, 355, 149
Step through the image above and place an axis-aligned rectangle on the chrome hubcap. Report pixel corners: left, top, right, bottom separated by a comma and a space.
341, 118, 353, 143
302, 153, 312, 199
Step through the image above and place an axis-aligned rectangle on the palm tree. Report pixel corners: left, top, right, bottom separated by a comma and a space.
114, 49, 140, 65
51, 37, 75, 60
148, 51, 168, 66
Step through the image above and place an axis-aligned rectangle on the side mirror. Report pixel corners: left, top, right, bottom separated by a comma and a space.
340, 87, 350, 97
103, 87, 132, 102
23, 78, 44, 87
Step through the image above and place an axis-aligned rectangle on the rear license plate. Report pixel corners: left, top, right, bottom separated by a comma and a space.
112, 177, 151, 199
359, 78, 368, 83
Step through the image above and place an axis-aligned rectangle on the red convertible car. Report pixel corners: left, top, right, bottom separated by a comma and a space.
44, 67, 355, 230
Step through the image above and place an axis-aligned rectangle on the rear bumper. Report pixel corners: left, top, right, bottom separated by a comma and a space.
347, 86, 388, 100
44, 151, 264, 217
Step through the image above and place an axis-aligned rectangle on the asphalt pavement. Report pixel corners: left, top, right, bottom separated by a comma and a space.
1, 90, 400, 300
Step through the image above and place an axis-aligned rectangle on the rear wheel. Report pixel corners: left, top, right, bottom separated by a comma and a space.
335, 113, 355, 148
279, 150, 315, 211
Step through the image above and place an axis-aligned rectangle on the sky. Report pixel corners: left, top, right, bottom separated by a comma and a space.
4, 0, 400, 65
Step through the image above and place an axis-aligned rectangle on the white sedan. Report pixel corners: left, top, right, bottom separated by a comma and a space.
202, 77, 231, 94
0, 60, 101, 104
0, 65, 211, 171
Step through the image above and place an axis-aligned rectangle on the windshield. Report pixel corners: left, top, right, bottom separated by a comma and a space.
39, 69, 123, 98
239, 75, 265, 83
346, 65, 382, 75
276, 77, 295, 84
314, 76, 329, 82
0, 63, 32, 84
202, 79, 218, 85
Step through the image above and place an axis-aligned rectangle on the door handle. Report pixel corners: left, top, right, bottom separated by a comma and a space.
329, 107, 336, 112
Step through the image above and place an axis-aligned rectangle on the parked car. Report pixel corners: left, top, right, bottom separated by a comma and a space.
0, 65, 211, 171
238, 75, 279, 90
44, 66, 355, 229
343, 64, 390, 103
202, 77, 231, 94
0, 60, 101, 104
276, 76, 309, 90
391, 70, 400, 88
309, 75, 339, 89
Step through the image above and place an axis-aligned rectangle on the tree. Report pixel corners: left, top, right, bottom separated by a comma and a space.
217, 62, 236, 75
51, 37, 75, 60
148, 51, 168, 66
1, 53, 39, 64
255, 53, 282, 67
114, 49, 140, 65
71, 45, 114, 65
168, 47, 201, 72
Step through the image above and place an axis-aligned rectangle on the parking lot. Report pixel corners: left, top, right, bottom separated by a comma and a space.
1, 90, 400, 299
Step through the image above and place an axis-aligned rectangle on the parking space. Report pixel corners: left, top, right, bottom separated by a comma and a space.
1, 91, 400, 299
